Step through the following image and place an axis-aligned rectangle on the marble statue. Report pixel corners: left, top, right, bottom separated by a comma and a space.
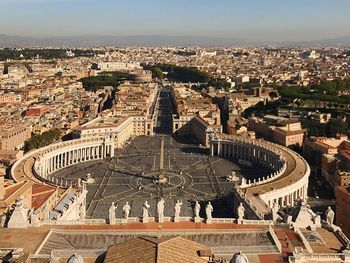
85, 173, 95, 184
205, 202, 213, 223
194, 201, 201, 219
43, 202, 50, 221
157, 198, 165, 223
28, 208, 34, 223
108, 202, 117, 225
272, 202, 280, 222
325, 206, 335, 225
7, 196, 29, 228
79, 203, 86, 220
123, 202, 131, 219
237, 202, 245, 221
0, 212, 7, 227
174, 200, 182, 222
142, 200, 151, 223
76, 178, 82, 189
31, 211, 40, 227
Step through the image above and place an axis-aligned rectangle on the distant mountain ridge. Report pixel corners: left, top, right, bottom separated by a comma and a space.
0, 34, 350, 47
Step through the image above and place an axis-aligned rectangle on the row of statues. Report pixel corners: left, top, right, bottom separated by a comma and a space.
108, 201, 131, 224
108, 199, 221, 224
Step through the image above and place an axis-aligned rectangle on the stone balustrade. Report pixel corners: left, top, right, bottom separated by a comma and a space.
241, 162, 287, 188
290, 253, 350, 262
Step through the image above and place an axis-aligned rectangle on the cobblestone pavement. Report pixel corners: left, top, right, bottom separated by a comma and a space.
53, 135, 271, 219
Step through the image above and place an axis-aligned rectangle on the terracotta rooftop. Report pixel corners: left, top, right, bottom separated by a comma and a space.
0, 180, 27, 204
104, 236, 209, 263
31, 183, 56, 209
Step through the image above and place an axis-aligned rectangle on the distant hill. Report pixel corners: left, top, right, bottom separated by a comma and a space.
0, 34, 248, 47
0, 34, 350, 47
315, 35, 350, 45
278, 36, 350, 46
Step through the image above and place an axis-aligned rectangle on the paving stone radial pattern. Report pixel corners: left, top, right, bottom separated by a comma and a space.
53, 135, 271, 219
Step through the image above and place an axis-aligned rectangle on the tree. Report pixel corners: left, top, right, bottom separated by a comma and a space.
147, 64, 210, 83
269, 91, 278, 99
152, 67, 164, 79
208, 78, 231, 90
24, 128, 61, 152
243, 100, 281, 118
79, 71, 130, 91
325, 119, 349, 138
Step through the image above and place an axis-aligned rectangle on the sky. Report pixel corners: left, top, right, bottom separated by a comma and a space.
0, 0, 349, 41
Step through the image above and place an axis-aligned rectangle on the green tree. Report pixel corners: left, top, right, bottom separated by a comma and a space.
269, 91, 278, 99
24, 128, 61, 152
146, 64, 210, 83
325, 119, 349, 138
152, 67, 164, 79
79, 71, 130, 91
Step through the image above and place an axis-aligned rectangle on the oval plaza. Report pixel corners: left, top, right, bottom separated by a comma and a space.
11, 123, 310, 220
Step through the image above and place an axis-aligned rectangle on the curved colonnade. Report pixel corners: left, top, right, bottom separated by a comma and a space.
11, 136, 115, 187
11, 133, 310, 219
210, 136, 310, 215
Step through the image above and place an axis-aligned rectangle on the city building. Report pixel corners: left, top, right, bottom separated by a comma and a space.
1, 45, 350, 263
0, 125, 31, 151
336, 185, 350, 238
248, 115, 304, 147
304, 135, 350, 190
171, 84, 222, 146
0, 92, 22, 104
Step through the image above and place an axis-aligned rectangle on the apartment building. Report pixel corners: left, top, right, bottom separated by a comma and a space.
0, 125, 31, 151
336, 185, 350, 238
248, 115, 304, 147
0, 92, 22, 104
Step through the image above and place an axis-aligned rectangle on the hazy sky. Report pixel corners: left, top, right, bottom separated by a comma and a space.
0, 0, 349, 41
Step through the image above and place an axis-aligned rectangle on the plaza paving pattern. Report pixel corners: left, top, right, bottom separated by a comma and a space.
53, 135, 271, 219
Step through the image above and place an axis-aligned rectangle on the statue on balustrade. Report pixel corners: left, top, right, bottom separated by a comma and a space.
174, 200, 182, 221
206, 202, 213, 221
272, 202, 280, 222
43, 202, 50, 221
157, 198, 165, 223
108, 202, 117, 225
142, 200, 151, 223
325, 206, 335, 225
7, 196, 29, 228
79, 202, 86, 220
0, 212, 6, 227
31, 211, 40, 227
123, 202, 131, 219
194, 201, 201, 219
237, 202, 245, 221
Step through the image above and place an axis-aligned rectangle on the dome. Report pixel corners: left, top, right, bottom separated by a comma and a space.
230, 252, 249, 263
67, 253, 84, 263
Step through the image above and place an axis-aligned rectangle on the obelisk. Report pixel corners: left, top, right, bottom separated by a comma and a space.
158, 137, 167, 183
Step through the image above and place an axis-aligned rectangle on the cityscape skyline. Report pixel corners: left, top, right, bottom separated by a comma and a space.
1, 1, 350, 262
0, 0, 350, 43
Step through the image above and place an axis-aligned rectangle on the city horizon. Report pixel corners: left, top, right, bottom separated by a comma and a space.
1, 1, 350, 263
1, 33, 350, 47
1, 0, 350, 44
